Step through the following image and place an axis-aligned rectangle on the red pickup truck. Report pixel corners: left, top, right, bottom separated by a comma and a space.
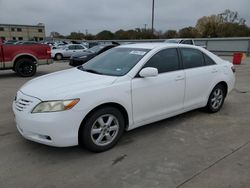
0, 43, 53, 77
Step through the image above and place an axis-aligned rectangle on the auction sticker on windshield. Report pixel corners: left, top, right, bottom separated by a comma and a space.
129, 51, 147, 56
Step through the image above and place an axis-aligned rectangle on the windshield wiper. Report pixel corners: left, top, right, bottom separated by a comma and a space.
77, 66, 103, 75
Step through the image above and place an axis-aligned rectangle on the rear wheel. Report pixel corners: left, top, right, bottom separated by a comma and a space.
55, 53, 63, 60
79, 107, 125, 152
205, 84, 226, 113
14, 58, 37, 77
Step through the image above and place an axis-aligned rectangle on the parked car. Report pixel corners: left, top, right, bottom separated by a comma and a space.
165, 39, 207, 48
4, 40, 18, 44
14, 41, 39, 45
165, 38, 195, 45
13, 43, 235, 152
69, 43, 119, 67
51, 44, 87, 60
0, 43, 53, 77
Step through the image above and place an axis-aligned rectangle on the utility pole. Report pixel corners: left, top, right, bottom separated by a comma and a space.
151, 0, 155, 34
144, 24, 147, 31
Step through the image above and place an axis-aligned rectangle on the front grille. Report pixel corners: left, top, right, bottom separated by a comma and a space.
15, 98, 33, 112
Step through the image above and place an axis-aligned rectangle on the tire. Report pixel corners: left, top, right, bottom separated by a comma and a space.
15, 58, 37, 77
55, 53, 63, 60
205, 84, 226, 113
79, 107, 125, 152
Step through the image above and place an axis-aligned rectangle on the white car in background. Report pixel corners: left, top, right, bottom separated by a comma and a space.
13, 43, 235, 152
51, 44, 87, 60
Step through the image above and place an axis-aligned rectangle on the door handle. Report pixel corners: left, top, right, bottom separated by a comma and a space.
175, 75, 184, 81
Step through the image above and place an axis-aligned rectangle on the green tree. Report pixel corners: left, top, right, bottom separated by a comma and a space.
179, 27, 200, 38
66, 32, 85, 40
163, 30, 178, 38
96, 30, 114, 40
196, 15, 222, 37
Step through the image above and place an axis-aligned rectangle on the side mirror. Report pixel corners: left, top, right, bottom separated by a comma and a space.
139, 67, 158, 78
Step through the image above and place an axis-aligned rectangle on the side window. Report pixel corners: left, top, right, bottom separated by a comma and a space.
181, 40, 193, 45
68, 45, 75, 50
203, 53, 216, 66
181, 48, 204, 69
143, 48, 180, 74
75, 45, 84, 49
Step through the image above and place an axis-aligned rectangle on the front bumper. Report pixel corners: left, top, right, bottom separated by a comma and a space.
12, 91, 84, 147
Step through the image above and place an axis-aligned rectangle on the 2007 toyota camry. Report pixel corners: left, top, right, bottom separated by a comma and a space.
13, 43, 235, 152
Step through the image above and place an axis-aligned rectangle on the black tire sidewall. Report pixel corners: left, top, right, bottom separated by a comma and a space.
80, 107, 125, 152
15, 58, 37, 77
206, 84, 225, 113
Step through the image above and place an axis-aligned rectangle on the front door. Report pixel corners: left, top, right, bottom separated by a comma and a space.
131, 48, 185, 125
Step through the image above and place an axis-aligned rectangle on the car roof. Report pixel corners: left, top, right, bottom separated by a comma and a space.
118, 42, 198, 50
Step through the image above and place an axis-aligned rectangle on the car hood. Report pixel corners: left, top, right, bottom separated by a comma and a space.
20, 68, 118, 100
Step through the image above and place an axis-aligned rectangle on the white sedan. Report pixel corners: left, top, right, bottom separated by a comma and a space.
13, 43, 235, 152
51, 44, 87, 60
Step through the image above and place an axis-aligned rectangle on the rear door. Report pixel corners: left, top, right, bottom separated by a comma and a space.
131, 48, 185, 124
180, 48, 219, 108
64, 45, 76, 57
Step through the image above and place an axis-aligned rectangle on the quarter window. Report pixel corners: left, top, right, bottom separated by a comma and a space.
181, 48, 204, 69
203, 53, 216, 66
143, 48, 180, 73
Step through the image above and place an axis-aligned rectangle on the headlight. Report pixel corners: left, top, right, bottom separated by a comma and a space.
32, 99, 79, 113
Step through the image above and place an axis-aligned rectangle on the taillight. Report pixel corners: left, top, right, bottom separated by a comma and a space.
231, 66, 236, 73
47, 48, 51, 55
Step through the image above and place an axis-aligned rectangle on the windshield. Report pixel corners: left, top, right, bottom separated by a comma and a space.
80, 47, 150, 76
87, 45, 105, 53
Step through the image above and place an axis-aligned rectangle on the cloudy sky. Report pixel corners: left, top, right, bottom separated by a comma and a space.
0, 0, 249, 35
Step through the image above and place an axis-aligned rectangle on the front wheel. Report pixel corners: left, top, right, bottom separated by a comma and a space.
79, 107, 125, 152
205, 84, 226, 113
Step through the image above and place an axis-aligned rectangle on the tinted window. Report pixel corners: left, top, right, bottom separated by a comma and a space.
75, 45, 84, 49
82, 48, 150, 76
181, 40, 193, 45
203, 53, 216, 66
68, 45, 75, 50
181, 48, 204, 69
143, 48, 180, 73
98, 45, 114, 54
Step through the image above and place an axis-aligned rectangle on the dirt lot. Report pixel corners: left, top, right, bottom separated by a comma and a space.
0, 57, 250, 188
